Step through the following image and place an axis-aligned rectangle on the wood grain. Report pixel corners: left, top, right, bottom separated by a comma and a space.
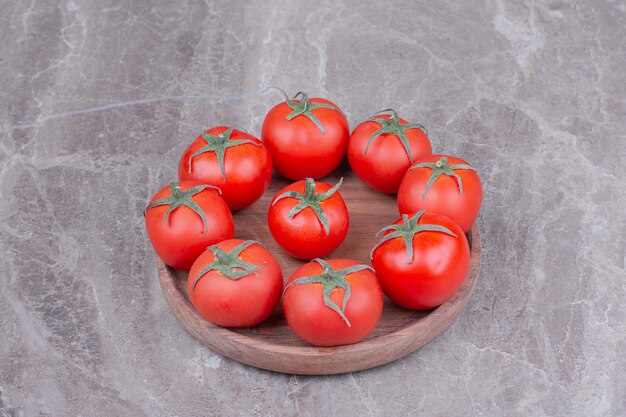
156, 165, 481, 375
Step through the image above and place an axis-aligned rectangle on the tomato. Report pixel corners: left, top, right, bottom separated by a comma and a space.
348, 109, 432, 194
397, 154, 482, 233
261, 90, 349, 180
371, 210, 469, 310
145, 181, 234, 270
268, 177, 348, 260
178, 126, 272, 211
283, 258, 382, 346
188, 239, 283, 327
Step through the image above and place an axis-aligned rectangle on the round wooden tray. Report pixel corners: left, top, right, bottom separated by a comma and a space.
157, 166, 481, 375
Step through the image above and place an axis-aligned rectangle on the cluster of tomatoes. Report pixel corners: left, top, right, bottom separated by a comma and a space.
145, 89, 483, 347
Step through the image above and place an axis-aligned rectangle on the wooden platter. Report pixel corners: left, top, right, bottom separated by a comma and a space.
157, 165, 481, 375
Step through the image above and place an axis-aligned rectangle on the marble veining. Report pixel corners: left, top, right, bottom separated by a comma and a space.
1, 0, 624, 416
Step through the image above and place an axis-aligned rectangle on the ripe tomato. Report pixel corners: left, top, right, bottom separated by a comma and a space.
268, 177, 348, 260
283, 258, 383, 346
397, 154, 482, 233
347, 109, 432, 194
371, 210, 470, 310
178, 126, 272, 211
261, 90, 349, 180
145, 181, 234, 270
188, 239, 283, 328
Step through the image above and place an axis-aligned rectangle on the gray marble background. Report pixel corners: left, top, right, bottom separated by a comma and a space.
1, 0, 624, 416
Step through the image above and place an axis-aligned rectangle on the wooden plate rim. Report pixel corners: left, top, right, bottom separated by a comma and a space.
157, 225, 481, 373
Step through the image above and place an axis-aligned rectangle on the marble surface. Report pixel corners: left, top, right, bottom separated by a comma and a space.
1, 0, 625, 416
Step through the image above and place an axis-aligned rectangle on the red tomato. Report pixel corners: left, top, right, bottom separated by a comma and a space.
178, 126, 272, 211
348, 109, 432, 194
283, 258, 383, 346
261, 90, 349, 180
397, 154, 482, 233
268, 178, 348, 260
371, 210, 470, 310
188, 239, 283, 328
145, 181, 234, 270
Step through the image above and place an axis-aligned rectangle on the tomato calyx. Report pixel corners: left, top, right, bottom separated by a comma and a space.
191, 240, 266, 291
272, 177, 343, 236
188, 127, 261, 180
145, 182, 221, 235
409, 156, 475, 198
364, 109, 428, 163
371, 210, 457, 263
285, 258, 373, 326
271, 87, 344, 135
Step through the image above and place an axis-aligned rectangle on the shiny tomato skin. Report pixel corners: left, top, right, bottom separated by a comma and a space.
145, 181, 234, 271
178, 127, 273, 211
261, 98, 349, 180
188, 239, 283, 328
348, 114, 432, 194
268, 180, 348, 260
283, 259, 383, 346
372, 212, 470, 310
397, 154, 482, 233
